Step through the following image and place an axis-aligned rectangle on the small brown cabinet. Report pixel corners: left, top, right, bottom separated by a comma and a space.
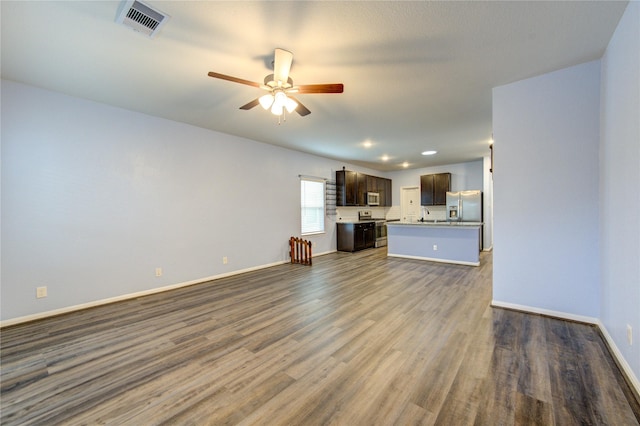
420, 173, 451, 205
337, 222, 376, 252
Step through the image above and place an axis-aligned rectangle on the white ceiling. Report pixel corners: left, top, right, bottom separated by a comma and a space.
1, 1, 628, 171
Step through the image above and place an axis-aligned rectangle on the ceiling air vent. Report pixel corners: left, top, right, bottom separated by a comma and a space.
116, 0, 170, 38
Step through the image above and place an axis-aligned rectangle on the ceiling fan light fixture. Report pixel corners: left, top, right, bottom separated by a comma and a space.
207, 48, 343, 120
284, 97, 298, 113
271, 103, 284, 116
259, 94, 274, 109
274, 91, 287, 106
271, 91, 289, 115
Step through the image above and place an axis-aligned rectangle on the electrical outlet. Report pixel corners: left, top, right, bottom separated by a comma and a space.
627, 324, 633, 345
433, 244, 438, 251
155, 267, 162, 277
223, 256, 228, 264
36, 286, 47, 298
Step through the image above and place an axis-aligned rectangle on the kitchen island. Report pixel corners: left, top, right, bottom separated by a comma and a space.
386, 221, 483, 266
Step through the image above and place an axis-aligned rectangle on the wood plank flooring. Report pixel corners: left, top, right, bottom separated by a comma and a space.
1, 250, 639, 425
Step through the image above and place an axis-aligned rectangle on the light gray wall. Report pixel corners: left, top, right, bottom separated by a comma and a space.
492, 60, 601, 317
599, 2, 640, 386
0, 80, 379, 321
0, 79, 486, 323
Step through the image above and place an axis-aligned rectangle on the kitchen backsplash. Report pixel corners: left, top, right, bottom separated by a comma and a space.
336, 207, 386, 222
335, 206, 447, 222
420, 205, 447, 221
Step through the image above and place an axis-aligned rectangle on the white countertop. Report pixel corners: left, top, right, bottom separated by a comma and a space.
387, 221, 483, 227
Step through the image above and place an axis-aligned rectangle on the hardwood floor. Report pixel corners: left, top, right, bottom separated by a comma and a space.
1, 249, 639, 425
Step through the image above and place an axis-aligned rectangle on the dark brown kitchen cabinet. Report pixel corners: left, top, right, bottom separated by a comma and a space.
366, 175, 378, 193
357, 173, 367, 206
383, 178, 392, 206
377, 177, 391, 206
336, 170, 358, 206
434, 173, 450, 204
367, 175, 385, 202
370, 176, 392, 205
420, 174, 435, 205
337, 222, 375, 252
336, 169, 393, 206
421, 172, 450, 205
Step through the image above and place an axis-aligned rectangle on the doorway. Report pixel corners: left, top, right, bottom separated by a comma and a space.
400, 186, 421, 222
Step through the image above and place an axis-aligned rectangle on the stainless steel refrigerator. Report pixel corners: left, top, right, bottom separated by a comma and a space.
446, 190, 482, 222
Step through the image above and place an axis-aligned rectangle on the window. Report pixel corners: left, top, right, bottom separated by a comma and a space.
301, 178, 325, 235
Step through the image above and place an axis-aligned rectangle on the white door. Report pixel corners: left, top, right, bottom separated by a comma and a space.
401, 186, 421, 222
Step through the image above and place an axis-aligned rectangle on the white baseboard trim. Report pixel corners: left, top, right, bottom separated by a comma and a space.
313, 249, 337, 257
387, 253, 479, 267
491, 300, 599, 324
0, 250, 344, 328
2, 251, 341, 328
1, 259, 294, 328
596, 319, 640, 399
491, 300, 639, 398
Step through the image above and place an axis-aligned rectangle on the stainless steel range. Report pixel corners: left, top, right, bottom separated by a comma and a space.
359, 210, 387, 248
374, 220, 387, 247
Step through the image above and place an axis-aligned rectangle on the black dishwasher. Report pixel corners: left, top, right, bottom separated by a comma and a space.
337, 222, 376, 252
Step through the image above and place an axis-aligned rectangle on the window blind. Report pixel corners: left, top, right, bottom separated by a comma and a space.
301, 178, 325, 235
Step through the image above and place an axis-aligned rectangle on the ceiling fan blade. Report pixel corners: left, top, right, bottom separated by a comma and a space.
296, 83, 344, 94
273, 48, 293, 85
208, 72, 261, 88
239, 98, 260, 110
289, 96, 311, 116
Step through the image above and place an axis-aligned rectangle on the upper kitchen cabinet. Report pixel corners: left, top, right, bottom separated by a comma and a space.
336, 169, 392, 206
357, 173, 367, 206
336, 170, 358, 206
420, 174, 434, 205
381, 178, 392, 206
434, 173, 450, 204
366, 175, 376, 193
420, 173, 451, 205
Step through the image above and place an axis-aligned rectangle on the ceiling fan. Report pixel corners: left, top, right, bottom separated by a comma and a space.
207, 48, 343, 118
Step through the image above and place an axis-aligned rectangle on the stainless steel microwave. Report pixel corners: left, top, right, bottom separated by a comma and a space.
367, 192, 380, 206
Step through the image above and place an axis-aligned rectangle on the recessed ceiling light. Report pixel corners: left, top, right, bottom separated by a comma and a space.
363, 140, 372, 148
421, 150, 437, 156
381, 155, 389, 161
402, 162, 409, 168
